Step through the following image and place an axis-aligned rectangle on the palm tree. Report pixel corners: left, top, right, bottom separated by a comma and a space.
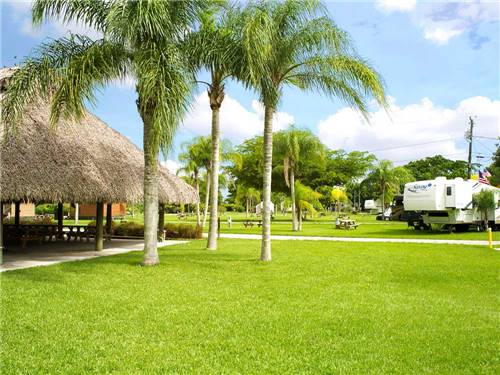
242, 0, 387, 261
330, 186, 348, 217
179, 136, 212, 227
294, 181, 322, 231
370, 160, 414, 211
178, 135, 232, 228
2, 0, 208, 265
236, 186, 261, 217
274, 126, 325, 231
178, 139, 210, 227
185, 5, 246, 250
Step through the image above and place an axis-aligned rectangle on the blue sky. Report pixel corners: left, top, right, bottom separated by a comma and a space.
1, 0, 499, 171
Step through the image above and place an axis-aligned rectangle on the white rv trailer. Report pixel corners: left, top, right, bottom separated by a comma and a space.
403, 177, 500, 230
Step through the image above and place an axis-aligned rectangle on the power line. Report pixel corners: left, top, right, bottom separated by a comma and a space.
475, 139, 495, 154
365, 138, 458, 153
473, 135, 498, 141
390, 152, 468, 164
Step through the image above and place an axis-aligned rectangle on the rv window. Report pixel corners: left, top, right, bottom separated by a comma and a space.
446, 186, 452, 196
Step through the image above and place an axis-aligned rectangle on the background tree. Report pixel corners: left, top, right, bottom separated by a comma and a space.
243, 0, 387, 261
274, 126, 325, 231
313, 150, 376, 187
330, 186, 348, 217
488, 144, 500, 186
2, 0, 207, 265
404, 155, 468, 181
235, 186, 261, 217
294, 181, 322, 231
364, 160, 413, 210
472, 190, 496, 229
178, 138, 211, 226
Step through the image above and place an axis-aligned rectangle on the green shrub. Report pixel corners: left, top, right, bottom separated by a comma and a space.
35, 204, 57, 215
164, 223, 202, 239
3, 217, 55, 225
113, 222, 144, 237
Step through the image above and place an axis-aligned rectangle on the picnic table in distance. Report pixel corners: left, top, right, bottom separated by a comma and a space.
335, 218, 359, 230
243, 219, 262, 228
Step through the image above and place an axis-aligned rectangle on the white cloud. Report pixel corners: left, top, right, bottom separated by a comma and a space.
161, 159, 182, 175
4, 0, 102, 40
182, 93, 294, 143
375, 0, 416, 13
375, 0, 500, 46
423, 25, 464, 45
317, 96, 500, 164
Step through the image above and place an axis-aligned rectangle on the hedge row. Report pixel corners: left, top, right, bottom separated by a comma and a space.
88, 221, 202, 239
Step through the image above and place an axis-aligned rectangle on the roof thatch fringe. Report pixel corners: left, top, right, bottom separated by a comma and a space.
0, 67, 198, 205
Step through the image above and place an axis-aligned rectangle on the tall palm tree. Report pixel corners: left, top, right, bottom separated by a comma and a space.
185, 4, 246, 250
242, 0, 387, 261
274, 126, 324, 231
2, 0, 208, 265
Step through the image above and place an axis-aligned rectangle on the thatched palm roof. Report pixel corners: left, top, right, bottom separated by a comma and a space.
0, 67, 197, 205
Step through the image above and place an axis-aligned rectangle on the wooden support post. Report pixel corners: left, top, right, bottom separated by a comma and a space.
57, 202, 63, 238
106, 203, 113, 241
95, 202, 104, 251
158, 203, 165, 241
75, 203, 79, 224
14, 201, 20, 227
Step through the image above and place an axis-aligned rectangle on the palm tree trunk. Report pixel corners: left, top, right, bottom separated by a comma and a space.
195, 176, 201, 227
207, 105, 221, 250
381, 182, 385, 213
260, 105, 274, 261
246, 197, 249, 218
290, 168, 297, 231
202, 173, 210, 228
141, 103, 160, 266
298, 206, 302, 231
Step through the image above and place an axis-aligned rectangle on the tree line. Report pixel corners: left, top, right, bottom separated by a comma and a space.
180, 128, 483, 228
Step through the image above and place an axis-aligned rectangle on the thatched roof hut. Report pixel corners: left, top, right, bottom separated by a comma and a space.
0, 67, 197, 205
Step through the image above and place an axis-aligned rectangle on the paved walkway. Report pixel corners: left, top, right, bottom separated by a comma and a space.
1, 239, 187, 272
212, 233, 499, 247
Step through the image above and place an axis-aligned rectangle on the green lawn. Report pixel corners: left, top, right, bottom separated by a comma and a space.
62, 212, 499, 241
167, 212, 498, 241
2, 239, 498, 373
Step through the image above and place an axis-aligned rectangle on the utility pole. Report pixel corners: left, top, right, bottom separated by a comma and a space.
466, 116, 474, 179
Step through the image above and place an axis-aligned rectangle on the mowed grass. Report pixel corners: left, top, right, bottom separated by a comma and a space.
167, 212, 498, 241
1, 239, 498, 373
62, 212, 499, 241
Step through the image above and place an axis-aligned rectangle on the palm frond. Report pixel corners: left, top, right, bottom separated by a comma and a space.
2, 35, 128, 130
32, 0, 111, 31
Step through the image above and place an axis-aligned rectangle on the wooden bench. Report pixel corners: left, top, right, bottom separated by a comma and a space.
243, 220, 262, 228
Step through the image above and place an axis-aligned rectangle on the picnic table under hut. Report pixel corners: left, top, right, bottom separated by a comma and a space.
0, 67, 198, 259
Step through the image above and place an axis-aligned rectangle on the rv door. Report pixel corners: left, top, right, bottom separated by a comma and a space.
445, 184, 455, 208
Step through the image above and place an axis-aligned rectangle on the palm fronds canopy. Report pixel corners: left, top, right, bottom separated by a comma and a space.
0, 67, 197, 205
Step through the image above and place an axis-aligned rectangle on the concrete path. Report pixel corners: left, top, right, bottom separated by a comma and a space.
1, 239, 187, 272
211, 233, 499, 247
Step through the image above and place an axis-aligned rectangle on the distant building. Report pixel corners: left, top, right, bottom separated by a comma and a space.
76, 203, 127, 219
3, 203, 35, 218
